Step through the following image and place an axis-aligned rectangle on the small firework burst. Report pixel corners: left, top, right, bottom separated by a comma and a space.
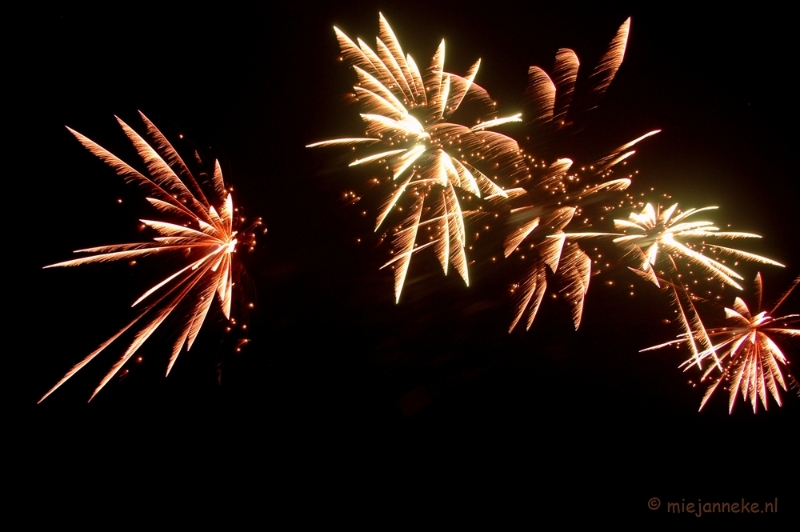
41, 113, 262, 402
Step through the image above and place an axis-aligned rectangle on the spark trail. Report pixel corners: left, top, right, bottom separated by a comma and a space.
41, 113, 261, 402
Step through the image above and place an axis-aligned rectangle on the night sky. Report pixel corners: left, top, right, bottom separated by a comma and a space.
21, 2, 798, 523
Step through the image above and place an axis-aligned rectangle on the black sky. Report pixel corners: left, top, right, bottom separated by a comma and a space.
21, 1, 798, 523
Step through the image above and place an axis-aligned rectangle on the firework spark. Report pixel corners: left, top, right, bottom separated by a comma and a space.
40, 113, 261, 402
308, 14, 524, 302
505, 18, 659, 331
645, 274, 800, 412
612, 203, 783, 289
566, 202, 785, 367
524, 18, 631, 147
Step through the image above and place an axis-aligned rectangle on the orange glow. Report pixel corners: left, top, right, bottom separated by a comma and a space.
645, 274, 799, 413
40, 113, 261, 402
507, 18, 656, 333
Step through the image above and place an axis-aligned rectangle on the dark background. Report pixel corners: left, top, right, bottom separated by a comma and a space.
20, 1, 797, 524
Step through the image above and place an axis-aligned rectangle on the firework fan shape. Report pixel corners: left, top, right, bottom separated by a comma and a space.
308, 13, 525, 302
40, 112, 261, 402
504, 18, 660, 332
645, 274, 800, 412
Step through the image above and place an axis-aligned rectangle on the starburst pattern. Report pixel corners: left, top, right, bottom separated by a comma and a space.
612, 203, 783, 288
40, 113, 261, 402
646, 274, 799, 412
308, 13, 524, 302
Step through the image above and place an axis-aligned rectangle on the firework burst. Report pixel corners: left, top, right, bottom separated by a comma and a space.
612, 203, 783, 289
504, 18, 660, 331
568, 201, 785, 367
40, 112, 262, 402
645, 274, 799, 412
308, 13, 524, 302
